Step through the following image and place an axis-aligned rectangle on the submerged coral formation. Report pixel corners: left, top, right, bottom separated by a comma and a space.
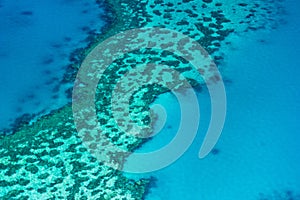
258, 190, 300, 200
0, 106, 150, 199
0, 0, 285, 199
64, 0, 284, 83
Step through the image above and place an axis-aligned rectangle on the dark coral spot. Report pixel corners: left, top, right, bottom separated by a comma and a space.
42, 57, 54, 65
238, 3, 248, 7
25, 165, 39, 174
20, 11, 33, 16
211, 148, 220, 155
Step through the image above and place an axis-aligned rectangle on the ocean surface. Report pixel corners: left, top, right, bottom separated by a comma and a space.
0, 0, 105, 132
132, 0, 300, 199
1, 0, 299, 199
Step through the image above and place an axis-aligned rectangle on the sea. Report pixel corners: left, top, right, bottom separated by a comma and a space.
0, 0, 299, 199
129, 0, 300, 199
0, 0, 106, 132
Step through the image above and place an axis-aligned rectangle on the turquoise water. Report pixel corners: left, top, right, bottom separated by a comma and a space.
1, 0, 299, 199
134, 0, 300, 199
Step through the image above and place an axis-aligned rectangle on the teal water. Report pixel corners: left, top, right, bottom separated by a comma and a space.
0, 0, 299, 199
132, 0, 300, 199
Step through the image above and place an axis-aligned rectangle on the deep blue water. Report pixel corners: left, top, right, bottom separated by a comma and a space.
0, 0, 105, 131
0, 0, 299, 199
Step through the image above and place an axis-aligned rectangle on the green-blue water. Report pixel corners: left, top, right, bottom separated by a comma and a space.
0, 0, 299, 199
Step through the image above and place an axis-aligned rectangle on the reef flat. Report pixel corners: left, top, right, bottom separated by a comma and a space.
64, 0, 284, 83
0, 106, 150, 199
0, 0, 285, 199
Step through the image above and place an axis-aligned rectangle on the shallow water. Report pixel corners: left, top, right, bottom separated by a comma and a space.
0, 0, 299, 199
128, 0, 300, 199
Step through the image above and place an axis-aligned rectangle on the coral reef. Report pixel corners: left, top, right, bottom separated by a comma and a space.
0, 106, 151, 199
0, 0, 285, 199
258, 190, 300, 200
